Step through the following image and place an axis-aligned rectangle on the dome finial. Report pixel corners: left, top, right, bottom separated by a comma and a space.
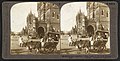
79, 8, 81, 13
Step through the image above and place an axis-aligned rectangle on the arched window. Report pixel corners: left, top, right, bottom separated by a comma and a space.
57, 14, 59, 19
106, 12, 108, 17
93, 12, 95, 18
52, 12, 55, 17
102, 10, 104, 15
52, 12, 54, 17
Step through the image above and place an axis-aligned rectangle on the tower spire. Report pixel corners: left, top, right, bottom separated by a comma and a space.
30, 8, 32, 14
79, 9, 81, 13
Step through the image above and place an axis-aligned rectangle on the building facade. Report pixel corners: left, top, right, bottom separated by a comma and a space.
26, 11, 37, 38
76, 10, 87, 36
37, 2, 60, 37
86, 2, 110, 36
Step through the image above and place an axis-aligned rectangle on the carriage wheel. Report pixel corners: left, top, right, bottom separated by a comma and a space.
77, 45, 82, 50
97, 45, 104, 52
54, 47, 57, 53
48, 47, 54, 53
26, 46, 32, 52
34, 48, 41, 54
44, 48, 49, 53
44, 47, 54, 53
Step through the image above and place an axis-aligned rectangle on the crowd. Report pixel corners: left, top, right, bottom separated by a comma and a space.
67, 31, 109, 49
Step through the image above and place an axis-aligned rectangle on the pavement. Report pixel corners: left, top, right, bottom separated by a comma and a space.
11, 35, 29, 55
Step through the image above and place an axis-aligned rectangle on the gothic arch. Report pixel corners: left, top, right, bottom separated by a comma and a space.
87, 25, 95, 37
37, 26, 45, 38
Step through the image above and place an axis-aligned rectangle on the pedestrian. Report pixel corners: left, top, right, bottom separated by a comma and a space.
18, 36, 23, 47
40, 36, 44, 48
104, 33, 108, 39
89, 36, 93, 49
68, 34, 73, 46
48, 34, 52, 42
54, 35, 59, 41
96, 32, 102, 41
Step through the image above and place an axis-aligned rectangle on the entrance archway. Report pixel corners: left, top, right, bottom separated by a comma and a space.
37, 27, 45, 38
87, 25, 94, 37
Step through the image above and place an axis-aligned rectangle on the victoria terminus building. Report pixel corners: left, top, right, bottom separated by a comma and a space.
76, 2, 110, 37
27, 2, 60, 39
76, 2, 110, 52
10, 2, 61, 55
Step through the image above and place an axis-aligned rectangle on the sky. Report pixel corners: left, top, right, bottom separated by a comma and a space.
11, 2, 87, 33
11, 2, 38, 33
61, 2, 87, 32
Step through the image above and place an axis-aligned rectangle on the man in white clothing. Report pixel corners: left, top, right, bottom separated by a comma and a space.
18, 36, 23, 47
89, 36, 93, 49
68, 34, 73, 46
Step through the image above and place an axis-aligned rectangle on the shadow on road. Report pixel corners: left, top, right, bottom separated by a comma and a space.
60, 48, 79, 54
11, 48, 28, 55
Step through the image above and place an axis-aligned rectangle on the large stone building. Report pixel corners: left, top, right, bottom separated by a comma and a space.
26, 11, 37, 38
86, 2, 110, 36
37, 2, 60, 37
76, 10, 87, 36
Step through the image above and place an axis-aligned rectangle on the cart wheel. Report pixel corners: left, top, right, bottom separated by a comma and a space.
34, 48, 39, 54
43, 48, 48, 53
54, 47, 57, 53
97, 46, 103, 52
99, 46, 105, 52
77, 45, 82, 50
27, 46, 32, 52
48, 47, 54, 53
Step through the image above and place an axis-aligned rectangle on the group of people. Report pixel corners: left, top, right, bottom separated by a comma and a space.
67, 32, 109, 48
39, 33, 60, 47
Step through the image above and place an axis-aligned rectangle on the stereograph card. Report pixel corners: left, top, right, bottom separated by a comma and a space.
2, 1, 118, 59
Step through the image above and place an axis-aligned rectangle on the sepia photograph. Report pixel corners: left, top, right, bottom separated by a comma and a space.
10, 2, 110, 55
60, 2, 110, 54
10, 2, 61, 55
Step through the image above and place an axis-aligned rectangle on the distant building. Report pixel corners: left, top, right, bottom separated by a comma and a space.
37, 2, 60, 37
86, 2, 110, 36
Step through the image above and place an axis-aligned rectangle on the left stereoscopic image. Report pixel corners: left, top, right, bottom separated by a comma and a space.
10, 2, 60, 55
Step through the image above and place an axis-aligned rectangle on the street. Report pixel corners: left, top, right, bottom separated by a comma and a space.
60, 35, 110, 54
10, 35, 110, 55
11, 35, 28, 55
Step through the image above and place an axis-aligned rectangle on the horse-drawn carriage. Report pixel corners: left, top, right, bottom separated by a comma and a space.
75, 30, 109, 53
75, 36, 90, 52
92, 30, 109, 52
25, 31, 60, 54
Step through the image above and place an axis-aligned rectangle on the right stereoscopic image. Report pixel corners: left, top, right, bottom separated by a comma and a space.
60, 2, 110, 54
